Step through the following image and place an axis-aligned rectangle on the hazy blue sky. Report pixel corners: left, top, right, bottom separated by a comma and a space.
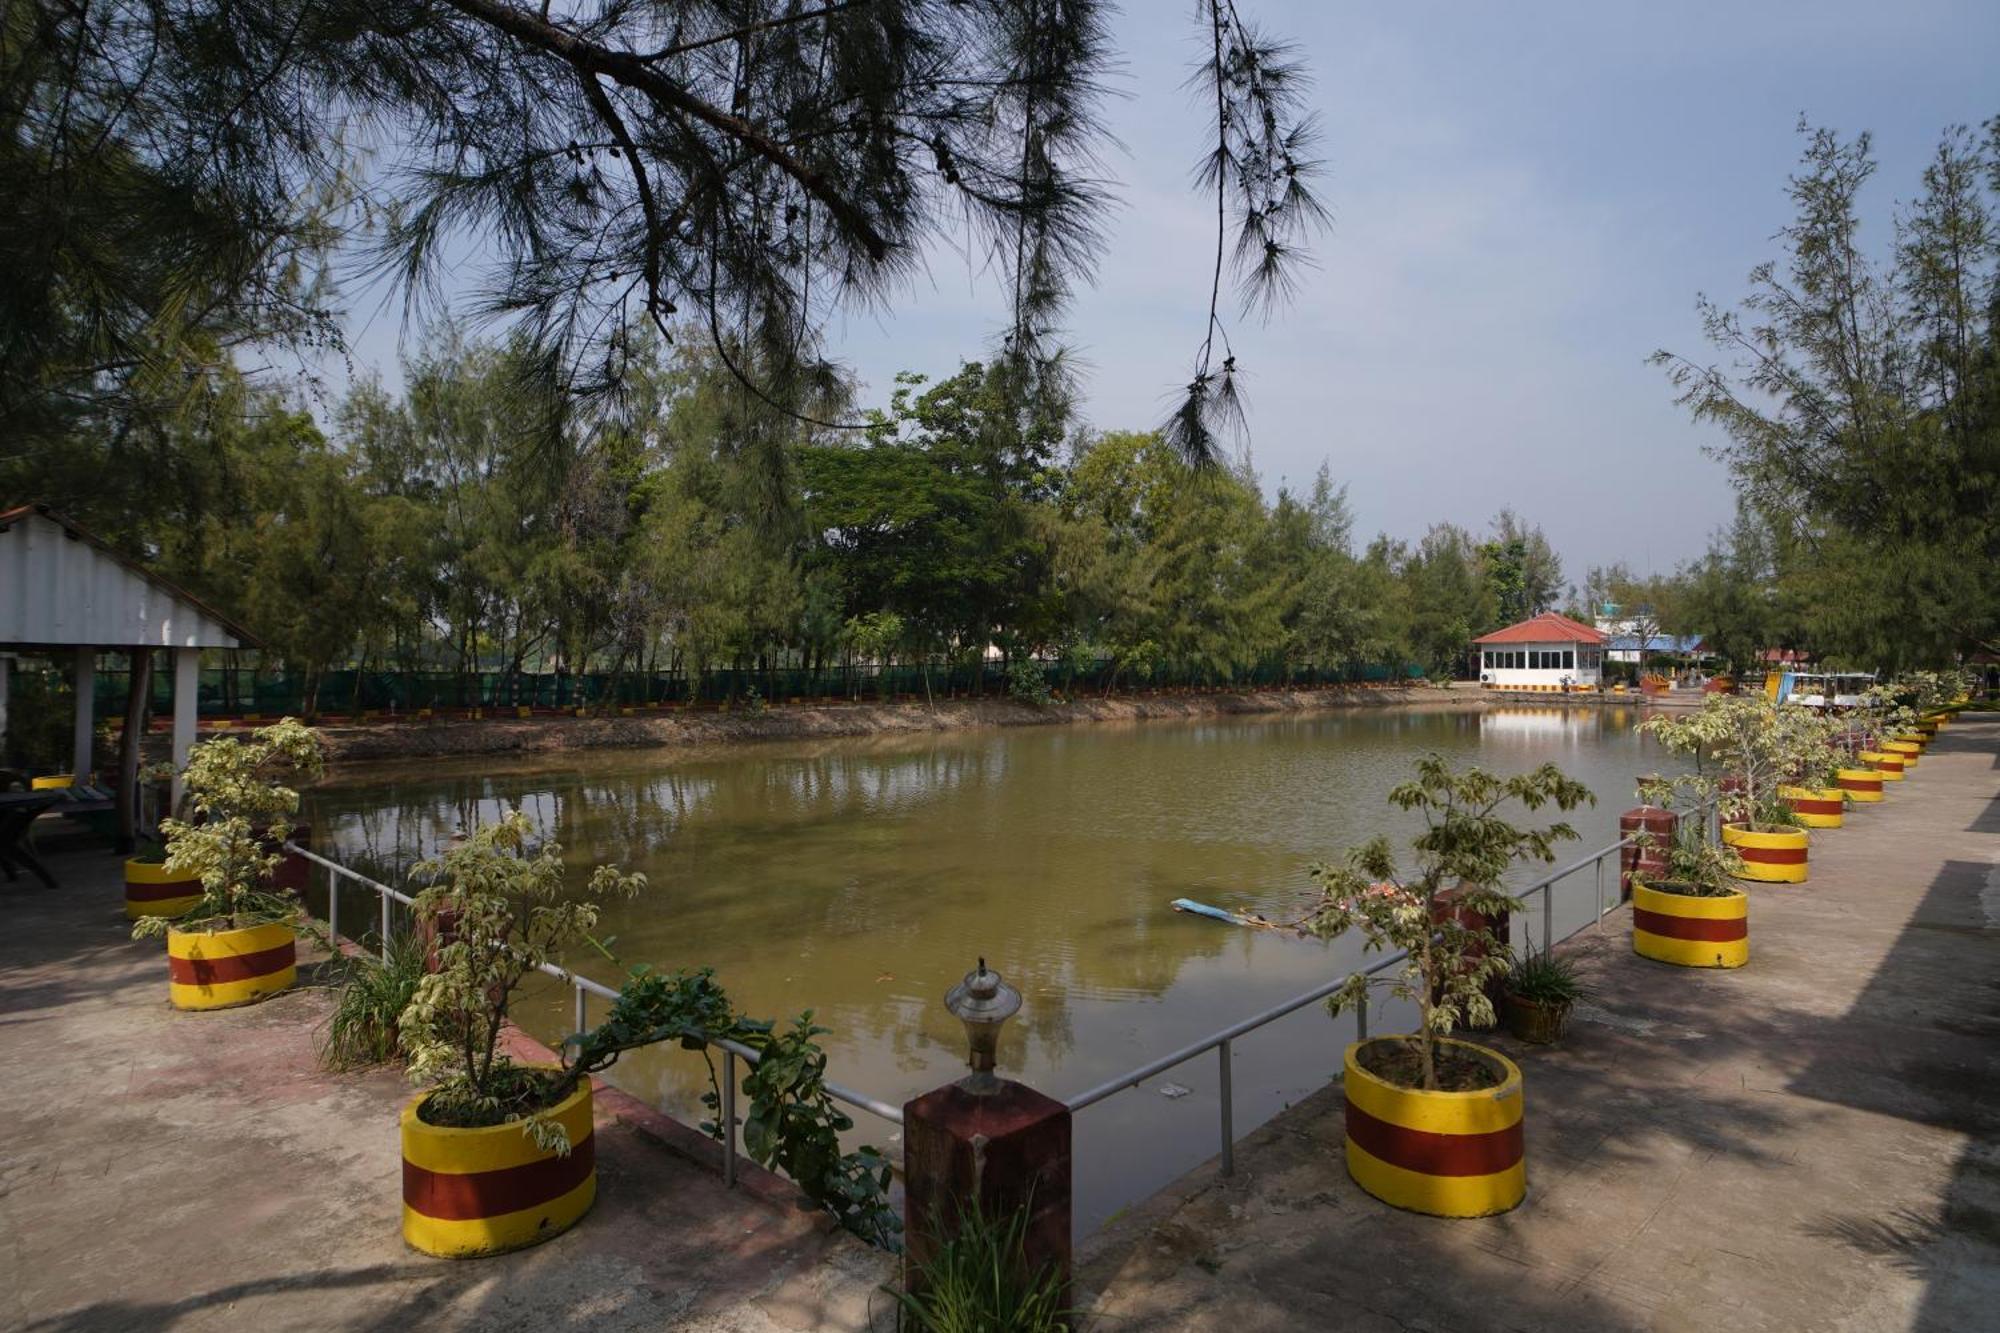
337, 2, 2000, 585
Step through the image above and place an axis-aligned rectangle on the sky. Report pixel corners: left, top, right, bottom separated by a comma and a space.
333, 1, 2000, 586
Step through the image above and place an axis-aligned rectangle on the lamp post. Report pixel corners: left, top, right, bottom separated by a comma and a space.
943, 957, 1020, 1095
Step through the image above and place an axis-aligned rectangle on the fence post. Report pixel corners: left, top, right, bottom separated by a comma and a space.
380, 890, 392, 961
1219, 1039, 1235, 1177
722, 1051, 738, 1188
326, 863, 339, 945
1542, 881, 1554, 953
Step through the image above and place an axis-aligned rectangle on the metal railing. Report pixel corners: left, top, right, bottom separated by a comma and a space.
1060, 805, 1711, 1178
284, 842, 903, 1193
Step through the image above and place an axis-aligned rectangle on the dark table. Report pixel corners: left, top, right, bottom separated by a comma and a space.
0, 793, 62, 888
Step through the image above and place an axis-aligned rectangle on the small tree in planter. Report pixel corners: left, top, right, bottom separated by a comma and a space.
1303, 756, 1591, 1218
1640, 695, 1813, 882
138, 719, 325, 1009
1631, 772, 1751, 968
396, 811, 642, 1257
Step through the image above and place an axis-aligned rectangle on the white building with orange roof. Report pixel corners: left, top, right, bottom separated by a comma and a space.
1473, 611, 1607, 691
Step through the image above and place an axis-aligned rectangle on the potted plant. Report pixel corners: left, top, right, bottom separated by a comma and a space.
1776, 708, 1848, 829
1641, 695, 1810, 884
123, 835, 201, 921
136, 719, 325, 1009
1501, 948, 1588, 1044
397, 811, 643, 1258
1629, 782, 1749, 969
1304, 756, 1593, 1218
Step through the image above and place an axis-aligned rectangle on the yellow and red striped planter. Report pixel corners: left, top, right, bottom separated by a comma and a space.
1883, 739, 1921, 768
1858, 750, 1905, 781
1632, 879, 1748, 968
1721, 824, 1808, 884
124, 858, 202, 920
1836, 767, 1884, 803
30, 774, 74, 790
1342, 1038, 1524, 1218
1778, 785, 1844, 829
166, 922, 297, 1010
402, 1079, 596, 1257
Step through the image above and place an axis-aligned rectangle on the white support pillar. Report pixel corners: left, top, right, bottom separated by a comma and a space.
72, 646, 95, 781
172, 647, 199, 812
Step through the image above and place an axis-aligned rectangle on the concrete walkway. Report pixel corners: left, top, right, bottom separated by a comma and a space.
1081, 714, 2000, 1332
0, 846, 895, 1332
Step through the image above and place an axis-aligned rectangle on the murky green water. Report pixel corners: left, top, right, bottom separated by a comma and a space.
305, 703, 1677, 1233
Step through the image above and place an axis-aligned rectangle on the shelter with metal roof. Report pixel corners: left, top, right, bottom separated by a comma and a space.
0, 504, 252, 821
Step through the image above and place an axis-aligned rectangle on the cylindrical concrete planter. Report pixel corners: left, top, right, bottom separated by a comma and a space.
1858, 750, 1905, 781
30, 774, 74, 790
1632, 879, 1748, 969
1721, 823, 1809, 884
1778, 785, 1844, 829
1836, 767, 1884, 803
401, 1079, 596, 1258
1883, 739, 1921, 768
166, 921, 297, 1010
123, 858, 201, 920
1341, 1038, 1525, 1218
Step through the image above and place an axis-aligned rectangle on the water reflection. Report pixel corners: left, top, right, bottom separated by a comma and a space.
306, 704, 1679, 1232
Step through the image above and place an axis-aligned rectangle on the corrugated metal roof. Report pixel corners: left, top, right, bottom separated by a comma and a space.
1472, 611, 1608, 646
0, 505, 250, 649
1607, 634, 1707, 654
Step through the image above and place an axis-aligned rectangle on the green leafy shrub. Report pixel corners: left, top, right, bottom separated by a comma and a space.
1505, 948, 1587, 1008
135, 718, 325, 939
891, 1195, 1073, 1332
1007, 658, 1053, 707
320, 931, 427, 1070
1303, 757, 1593, 1091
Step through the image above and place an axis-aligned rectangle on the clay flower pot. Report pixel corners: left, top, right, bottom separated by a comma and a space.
167, 921, 297, 1010
401, 1078, 596, 1258
1502, 994, 1572, 1045
1721, 823, 1809, 883
1632, 879, 1748, 969
1341, 1037, 1525, 1218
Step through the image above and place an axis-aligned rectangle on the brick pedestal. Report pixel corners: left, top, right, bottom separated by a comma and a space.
1432, 882, 1510, 1022
1620, 806, 1676, 900
903, 1080, 1071, 1307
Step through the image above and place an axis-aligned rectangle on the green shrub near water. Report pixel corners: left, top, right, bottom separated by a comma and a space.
320, 932, 428, 1071
890, 1196, 1074, 1332
1505, 948, 1588, 1008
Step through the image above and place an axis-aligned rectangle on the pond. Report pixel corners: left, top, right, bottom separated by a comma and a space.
304, 702, 1681, 1234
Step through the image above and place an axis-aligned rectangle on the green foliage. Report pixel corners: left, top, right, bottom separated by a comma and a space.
399, 813, 643, 1147
1505, 948, 1588, 1008
1007, 659, 1054, 707
1303, 758, 1593, 1091
135, 718, 324, 938
1655, 117, 2000, 666
320, 932, 428, 1071
567, 967, 901, 1250
892, 1195, 1074, 1332
1639, 694, 1837, 827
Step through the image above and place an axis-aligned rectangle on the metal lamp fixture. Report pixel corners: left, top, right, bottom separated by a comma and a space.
944, 957, 1021, 1094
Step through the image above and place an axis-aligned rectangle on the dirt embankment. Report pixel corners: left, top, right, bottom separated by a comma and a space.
312, 684, 1484, 766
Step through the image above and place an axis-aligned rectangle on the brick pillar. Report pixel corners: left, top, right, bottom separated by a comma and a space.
264, 822, 312, 895
1432, 882, 1509, 1023
903, 1080, 1072, 1308
1620, 806, 1676, 900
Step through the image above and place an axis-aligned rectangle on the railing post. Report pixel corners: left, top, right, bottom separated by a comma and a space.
1542, 880, 1554, 952
1594, 854, 1604, 927
326, 863, 339, 945
572, 981, 586, 1037
722, 1050, 738, 1189
1356, 989, 1369, 1041
1219, 1039, 1235, 1178
380, 888, 392, 962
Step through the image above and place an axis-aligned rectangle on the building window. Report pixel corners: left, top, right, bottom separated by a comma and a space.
1564, 649, 1575, 670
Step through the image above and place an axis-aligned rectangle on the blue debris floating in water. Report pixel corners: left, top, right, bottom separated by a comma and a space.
1170, 898, 1296, 933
